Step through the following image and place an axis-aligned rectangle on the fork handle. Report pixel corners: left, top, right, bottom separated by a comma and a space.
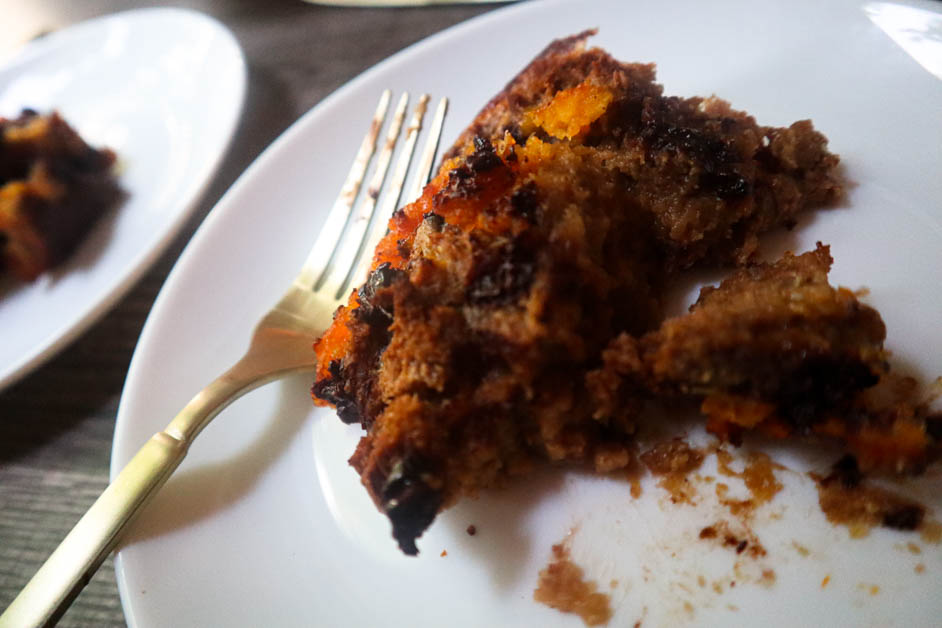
0, 373, 255, 628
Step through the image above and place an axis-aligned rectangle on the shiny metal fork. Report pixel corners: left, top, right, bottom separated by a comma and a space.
1, 91, 448, 628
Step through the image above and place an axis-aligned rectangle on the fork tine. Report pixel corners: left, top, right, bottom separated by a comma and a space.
332, 93, 430, 298
319, 92, 412, 299
295, 90, 391, 290
408, 97, 448, 203
352, 95, 447, 289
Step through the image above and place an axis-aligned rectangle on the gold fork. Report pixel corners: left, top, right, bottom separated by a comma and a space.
0, 91, 448, 628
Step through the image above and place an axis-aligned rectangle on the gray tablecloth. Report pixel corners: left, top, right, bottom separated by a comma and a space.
0, 2, 502, 624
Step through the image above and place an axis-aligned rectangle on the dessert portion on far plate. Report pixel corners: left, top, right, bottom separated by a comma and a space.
0, 110, 123, 281
311, 31, 936, 555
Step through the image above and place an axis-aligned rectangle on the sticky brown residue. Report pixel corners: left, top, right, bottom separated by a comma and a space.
622, 453, 644, 499
812, 456, 928, 539
742, 453, 784, 504
466, 524, 477, 536
713, 448, 784, 517
759, 569, 776, 588
534, 544, 613, 627
921, 519, 942, 544
715, 448, 738, 477
641, 439, 704, 505
821, 575, 831, 589
714, 482, 754, 519
697, 520, 766, 559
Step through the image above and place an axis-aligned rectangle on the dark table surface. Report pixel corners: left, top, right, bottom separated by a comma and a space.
0, 2, 503, 625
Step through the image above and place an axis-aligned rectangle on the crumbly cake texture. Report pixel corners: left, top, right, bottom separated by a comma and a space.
0, 110, 122, 281
590, 245, 938, 473
312, 31, 850, 554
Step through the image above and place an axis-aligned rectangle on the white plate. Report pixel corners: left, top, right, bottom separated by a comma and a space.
0, 8, 245, 390
112, 0, 942, 626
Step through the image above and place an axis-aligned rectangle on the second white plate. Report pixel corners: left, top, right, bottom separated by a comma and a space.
0, 7, 246, 390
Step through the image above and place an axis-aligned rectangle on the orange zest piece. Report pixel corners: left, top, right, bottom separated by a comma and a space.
525, 82, 613, 140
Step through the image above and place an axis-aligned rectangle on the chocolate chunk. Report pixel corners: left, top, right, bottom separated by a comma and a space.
467, 237, 535, 305
422, 212, 445, 232
883, 505, 925, 531
379, 458, 444, 555
466, 136, 502, 172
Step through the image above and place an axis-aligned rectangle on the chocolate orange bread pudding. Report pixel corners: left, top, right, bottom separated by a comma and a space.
0, 110, 122, 281
307, 31, 923, 554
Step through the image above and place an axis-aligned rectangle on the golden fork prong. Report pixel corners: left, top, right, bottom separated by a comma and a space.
322, 92, 413, 300
297, 89, 391, 290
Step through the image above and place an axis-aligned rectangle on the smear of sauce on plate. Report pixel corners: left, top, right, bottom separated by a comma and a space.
640, 439, 704, 505
714, 448, 784, 517
534, 543, 613, 626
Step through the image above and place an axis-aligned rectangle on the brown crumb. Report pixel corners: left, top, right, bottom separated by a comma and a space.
759, 569, 776, 588
915, 563, 926, 574
683, 601, 694, 615
857, 583, 880, 596
792, 541, 810, 557
699, 520, 766, 558
440, 549, 447, 557
821, 575, 831, 589
609, 579, 618, 589
727, 604, 739, 611
534, 544, 613, 626
712, 581, 723, 594
906, 542, 922, 555
642, 439, 704, 474
921, 519, 942, 543
641, 440, 704, 505
697, 575, 706, 588
466, 524, 477, 536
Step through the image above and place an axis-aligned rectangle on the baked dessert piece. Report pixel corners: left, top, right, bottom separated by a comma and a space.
589, 244, 937, 473
0, 110, 122, 281
446, 30, 840, 271
311, 32, 842, 554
